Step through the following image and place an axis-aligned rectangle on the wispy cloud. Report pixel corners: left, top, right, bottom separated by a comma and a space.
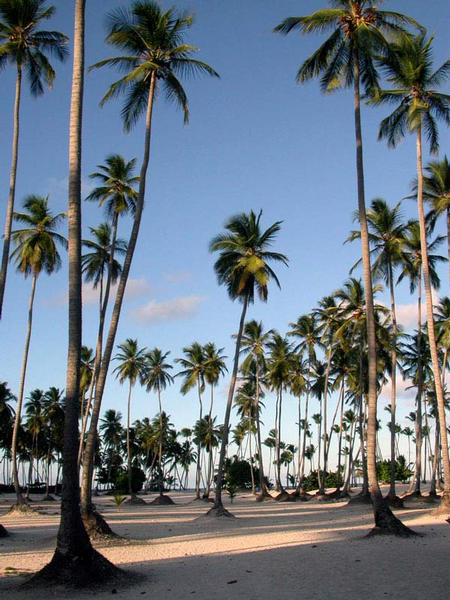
163, 270, 192, 283
130, 295, 207, 324
48, 277, 152, 307
47, 176, 95, 200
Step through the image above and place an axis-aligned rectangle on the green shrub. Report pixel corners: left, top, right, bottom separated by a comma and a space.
114, 467, 146, 493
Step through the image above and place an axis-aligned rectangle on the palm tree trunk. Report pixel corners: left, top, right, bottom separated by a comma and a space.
211, 295, 248, 514
416, 125, 450, 510
0, 66, 22, 319
35, 2, 117, 582
158, 390, 163, 495
255, 370, 268, 498
126, 382, 133, 497
248, 415, 255, 494
387, 265, 398, 500
320, 345, 332, 494
195, 379, 203, 499
80, 71, 157, 523
353, 58, 409, 532
11, 272, 37, 506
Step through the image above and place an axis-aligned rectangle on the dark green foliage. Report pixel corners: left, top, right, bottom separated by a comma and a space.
224, 457, 260, 490
377, 456, 413, 483
114, 466, 145, 493
302, 470, 343, 492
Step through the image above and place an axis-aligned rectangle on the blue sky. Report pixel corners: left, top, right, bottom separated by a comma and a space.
1, 1, 449, 467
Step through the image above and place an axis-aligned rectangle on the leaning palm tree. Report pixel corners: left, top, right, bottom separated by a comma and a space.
0, 0, 68, 318
375, 32, 450, 513
274, 0, 420, 535
9, 195, 66, 508
80, 0, 218, 530
143, 348, 174, 502
208, 210, 288, 516
113, 339, 147, 501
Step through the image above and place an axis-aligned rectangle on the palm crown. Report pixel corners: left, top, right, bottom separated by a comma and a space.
209, 210, 288, 304
90, 0, 219, 130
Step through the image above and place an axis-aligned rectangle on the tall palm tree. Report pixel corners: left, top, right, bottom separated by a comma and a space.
274, 0, 419, 534
10, 195, 66, 507
208, 210, 288, 515
81, 1, 218, 526
175, 342, 207, 499
36, 1, 117, 583
0, 0, 68, 318
41, 386, 64, 500
375, 32, 450, 512
113, 339, 147, 500
348, 198, 410, 503
143, 348, 174, 500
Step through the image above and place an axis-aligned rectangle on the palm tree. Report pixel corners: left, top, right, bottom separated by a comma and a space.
113, 339, 147, 500
175, 342, 207, 499
420, 157, 450, 280
375, 32, 450, 512
274, 0, 419, 535
239, 320, 273, 498
36, 1, 117, 583
81, 1, 218, 527
10, 195, 66, 507
208, 210, 288, 515
99, 409, 124, 488
143, 348, 174, 500
0, 0, 68, 318
41, 387, 64, 500
348, 198, 410, 503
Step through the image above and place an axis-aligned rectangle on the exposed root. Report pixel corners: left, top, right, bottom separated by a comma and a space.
205, 504, 235, 518
0, 524, 9, 537
82, 509, 120, 540
149, 494, 174, 506
290, 489, 312, 502
255, 491, 273, 502
367, 498, 419, 538
432, 495, 450, 518
28, 546, 124, 588
276, 491, 295, 502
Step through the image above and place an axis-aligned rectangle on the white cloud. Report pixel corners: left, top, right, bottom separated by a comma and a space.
82, 277, 152, 306
163, 270, 192, 283
130, 295, 207, 324
396, 303, 419, 330
47, 176, 95, 200
379, 376, 416, 405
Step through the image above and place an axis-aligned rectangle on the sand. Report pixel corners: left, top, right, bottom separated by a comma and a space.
0, 488, 449, 599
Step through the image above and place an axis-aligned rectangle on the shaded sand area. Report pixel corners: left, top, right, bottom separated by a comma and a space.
1, 489, 449, 599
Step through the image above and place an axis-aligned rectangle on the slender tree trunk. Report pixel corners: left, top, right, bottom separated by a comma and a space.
0, 67, 22, 319
387, 266, 399, 501
11, 273, 38, 506
195, 379, 203, 499
210, 296, 248, 514
416, 126, 450, 511
80, 72, 156, 523
35, 2, 117, 581
158, 390, 163, 495
353, 58, 410, 533
126, 382, 133, 497
276, 389, 284, 491
255, 369, 268, 498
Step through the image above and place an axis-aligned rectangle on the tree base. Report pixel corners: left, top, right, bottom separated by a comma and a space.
347, 491, 372, 505
29, 546, 123, 588
82, 509, 119, 540
0, 524, 9, 537
367, 498, 418, 538
149, 494, 174, 505
126, 495, 147, 505
205, 504, 235, 518
275, 490, 295, 502
41, 494, 56, 502
433, 493, 450, 517
255, 490, 273, 502
383, 494, 404, 508
7, 503, 37, 516
290, 489, 312, 501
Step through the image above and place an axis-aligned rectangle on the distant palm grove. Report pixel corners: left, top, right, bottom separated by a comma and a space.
0, 0, 449, 587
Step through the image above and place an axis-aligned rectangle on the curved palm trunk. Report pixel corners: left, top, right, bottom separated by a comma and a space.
416, 126, 450, 510
255, 370, 268, 498
36, 2, 117, 582
80, 72, 156, 523
195, 379, 203, 499
353, 59, 409, 533
210, 295, 248, 514
248, 415, 255, 494
319, 346, 333, 494
276, 389, 284, 491
11, 273, 37, 506
0, 66, 22, 319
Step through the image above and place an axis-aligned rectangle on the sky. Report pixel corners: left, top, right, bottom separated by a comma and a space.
0, 0, 449, 471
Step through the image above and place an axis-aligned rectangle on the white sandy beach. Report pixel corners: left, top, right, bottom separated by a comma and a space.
0, 488, 449, 599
